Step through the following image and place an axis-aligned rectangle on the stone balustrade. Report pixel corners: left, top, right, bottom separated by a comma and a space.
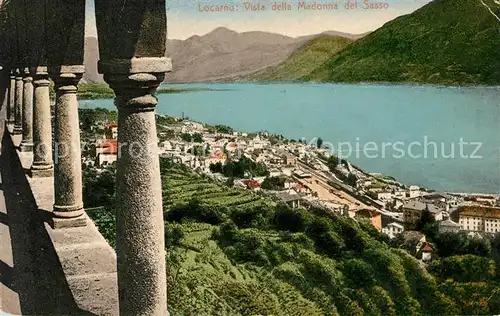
1, 0, 172, 314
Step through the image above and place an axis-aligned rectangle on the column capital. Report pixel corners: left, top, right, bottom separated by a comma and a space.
22, 76, 33, 83
33, 69, 50, 87
21, 67, 31, 76
33, 78, 51, 88
31, 66, 48, 75
50, 69, 83, 93
104, 72, 165, 111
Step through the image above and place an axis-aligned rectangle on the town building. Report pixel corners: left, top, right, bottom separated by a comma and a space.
376, 191, 393, 201
95, 139, 118, 166
276, 191, 302, 208
458, 205, 500, 234
382, 222, 405, 239
243, 179, 261, 191
403, 200, 443, 227
206, 152, 227, 165
284, 155, 297, 165
420, 243, 433, 261
439, 218, 461, 233
354, 209, 382, 231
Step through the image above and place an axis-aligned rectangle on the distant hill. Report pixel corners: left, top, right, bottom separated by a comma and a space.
300, 0, 500, 85
248, 35, 353, 81
82, 27, 364, 83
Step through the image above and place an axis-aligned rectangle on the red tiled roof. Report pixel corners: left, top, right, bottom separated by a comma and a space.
98, 140, 118, 154
295, 184, 305, 190
209, 152, 226, 160
422, 243, 433, 252
104, 122, 118, 128
243, 179, 261, 189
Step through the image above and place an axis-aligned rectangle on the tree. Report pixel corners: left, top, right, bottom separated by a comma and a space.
226, 177, 235, 187
181, 133, 192, 142
274, 204, 310, 232
210, 162, 223, 173
433, 232, 468, 257
317, 137, 323, 148
215, 125, 233, 134
416, 209, 435, 232
192, 133, 203, 143
188, 145, 204, 156
326, 156, 340, 170
346, 173, 358, 187
82, 165, 116, 208
261, 176, 285, 190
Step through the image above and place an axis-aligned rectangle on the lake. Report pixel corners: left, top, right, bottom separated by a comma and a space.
80, 82, 500, 194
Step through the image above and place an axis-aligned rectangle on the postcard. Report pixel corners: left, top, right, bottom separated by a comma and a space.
1, 0, 500, 315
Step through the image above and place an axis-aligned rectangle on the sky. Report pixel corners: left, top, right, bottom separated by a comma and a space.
85, 0, 432, 40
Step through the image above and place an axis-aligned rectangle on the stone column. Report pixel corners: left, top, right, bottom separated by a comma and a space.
20, 68, 34, 152
13, 68, 23, 135
8, 72, 15, 124
105, 69, 168, 316
49, 66, 86, 228
95, 0, 169, 312
30, 67, 53, 177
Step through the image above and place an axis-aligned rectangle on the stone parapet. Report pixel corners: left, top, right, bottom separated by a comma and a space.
9, 131, 119, 315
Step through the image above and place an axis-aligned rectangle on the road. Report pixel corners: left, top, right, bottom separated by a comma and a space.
296, 159, 385, 211
295, 160, 376, 211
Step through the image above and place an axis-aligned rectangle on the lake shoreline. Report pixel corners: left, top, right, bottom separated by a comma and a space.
79, 82, 500, 194
164, 80, 500, 89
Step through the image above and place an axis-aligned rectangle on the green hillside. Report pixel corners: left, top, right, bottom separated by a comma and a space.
275, 0, 500, 85
251, 35, 353, 81
88, 159, 500, 315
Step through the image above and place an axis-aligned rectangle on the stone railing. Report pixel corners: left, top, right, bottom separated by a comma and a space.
2, 120, 118, 315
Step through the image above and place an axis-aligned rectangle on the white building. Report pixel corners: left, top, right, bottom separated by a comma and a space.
458, 205, 500, 234
382, 222, 404, 239
408, 185, 422, 198
377, 191, 393, 201
439, 219, 461, 233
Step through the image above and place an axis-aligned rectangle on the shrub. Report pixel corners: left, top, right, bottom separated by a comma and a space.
274, 204, 311, 232
166, 199, 228, 224
343, 259, 376, 288
231, 204, 273, 228
429, 255, 496, 283
305, 217, 344, 256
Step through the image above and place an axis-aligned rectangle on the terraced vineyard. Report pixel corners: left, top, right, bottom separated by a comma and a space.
88, 159, 500, 316
163, 163, 272, 210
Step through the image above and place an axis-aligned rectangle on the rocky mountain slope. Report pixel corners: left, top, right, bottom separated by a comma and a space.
83, 27, 363, 83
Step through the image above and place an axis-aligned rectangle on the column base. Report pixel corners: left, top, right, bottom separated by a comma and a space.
29, 166, 54, 178
20, 142, 34, 152
52, 213, 87, 229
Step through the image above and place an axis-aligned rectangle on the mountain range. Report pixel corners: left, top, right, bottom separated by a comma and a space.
83, 28, 365, 83
84, 0, 500, 86
273, 0, 500, 85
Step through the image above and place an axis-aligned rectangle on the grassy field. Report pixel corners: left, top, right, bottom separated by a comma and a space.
250, 35, 352, 81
